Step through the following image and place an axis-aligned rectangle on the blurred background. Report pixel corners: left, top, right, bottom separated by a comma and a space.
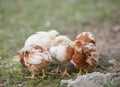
0, 0, 120, 86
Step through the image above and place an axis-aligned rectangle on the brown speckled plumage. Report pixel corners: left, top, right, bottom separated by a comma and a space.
15, 45, 51, 78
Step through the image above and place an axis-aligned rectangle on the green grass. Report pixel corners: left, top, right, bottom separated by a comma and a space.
0, 0, 120, 86
103, 83, 119, 87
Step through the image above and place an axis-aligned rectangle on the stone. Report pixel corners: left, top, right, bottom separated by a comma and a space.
61, 72, 120, 87
108, 59, 117, 65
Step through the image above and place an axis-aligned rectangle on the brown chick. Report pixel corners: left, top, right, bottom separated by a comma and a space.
14, 45, 52, 79
71, 38, 98, 77
76, 32, 96, 45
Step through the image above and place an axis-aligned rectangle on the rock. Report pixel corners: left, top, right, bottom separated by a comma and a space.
112, 25, 120, 32
18, 84, 23, 87
108, 59, 117, 65
61, 72, 120, 87
61, 79, 73, 87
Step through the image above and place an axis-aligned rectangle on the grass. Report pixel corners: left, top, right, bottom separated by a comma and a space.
103, 83, 119, 87
0, 0, 120, 86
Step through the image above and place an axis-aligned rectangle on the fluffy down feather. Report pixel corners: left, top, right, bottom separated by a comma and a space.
14, 45, 52, 78
50, 45, 67, 63
76, 32, 96, 45
50, 35, 73, 62
50, 35, 74, 77
70, 33, 98, 76
53, 35, 72, 46
24, 30, 59, 50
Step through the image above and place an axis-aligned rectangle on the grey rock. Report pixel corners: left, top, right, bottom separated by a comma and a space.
113, 25, 120, 32
108, 59, 117, 65
61, 72, 120, 87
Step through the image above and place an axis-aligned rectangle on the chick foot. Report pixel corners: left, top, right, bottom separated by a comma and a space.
25, 74, 36, 79
39, 75, 47, 79
39, 68, 47, 79
61, 70, 70, 78
51, 65, 62, 74
75, 69, 83, 77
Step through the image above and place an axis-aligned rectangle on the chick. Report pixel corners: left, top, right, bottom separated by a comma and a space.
24, 30, 59, 50
14, 45, 52, 79
50, 36, 74, 77
70, 32, 98, 77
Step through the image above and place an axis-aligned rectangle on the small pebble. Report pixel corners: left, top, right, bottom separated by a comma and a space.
108, 59, 117, 65
18, 84, 23, 87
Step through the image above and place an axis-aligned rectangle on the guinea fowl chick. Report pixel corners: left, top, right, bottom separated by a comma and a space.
14, 45, 52, 79
50, 35, 74, 77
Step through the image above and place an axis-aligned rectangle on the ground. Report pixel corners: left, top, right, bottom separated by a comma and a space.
0, 0, 120, 87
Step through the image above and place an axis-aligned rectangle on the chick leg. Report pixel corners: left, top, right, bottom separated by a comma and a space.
25, 68, 36, 79
85, 70, 88, 74
25, 73, 36, 79
76, 69, 83, 77
52, 64, 62, 74
40, 68, 47, 79
61, 63, 70, 77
